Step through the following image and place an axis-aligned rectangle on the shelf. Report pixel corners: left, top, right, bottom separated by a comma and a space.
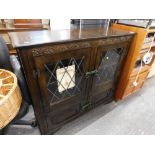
146, 29, 155, 33
9, 50, 17, 55
140, 48, 149, 54
123, 81, 145, 98
14, 24, 43, 28
0, 23, 49, 32
131, 65, 150, 77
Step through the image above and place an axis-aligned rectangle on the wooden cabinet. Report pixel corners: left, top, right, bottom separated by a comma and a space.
9, 28, 134, 134
112, 23, 155, 100
91, 44, 128, 106
148, 58, 155, 78
33, 46, 91, 126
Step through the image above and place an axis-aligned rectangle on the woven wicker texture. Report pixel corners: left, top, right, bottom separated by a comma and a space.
0, 69, 22, 129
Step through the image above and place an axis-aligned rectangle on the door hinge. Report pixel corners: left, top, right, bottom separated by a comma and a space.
85, 69, 98, 78
33, 69, 40, 78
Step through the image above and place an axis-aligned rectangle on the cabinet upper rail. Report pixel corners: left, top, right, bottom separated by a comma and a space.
9, 28, 134, 48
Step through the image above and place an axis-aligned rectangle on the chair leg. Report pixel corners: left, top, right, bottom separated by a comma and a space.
13, 119, 37, 127
0, 127, 7, 135
0, 129, 3, 135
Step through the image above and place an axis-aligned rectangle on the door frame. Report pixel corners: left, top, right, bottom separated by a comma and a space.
90, 42, 129, 105
33, 47, 92, 112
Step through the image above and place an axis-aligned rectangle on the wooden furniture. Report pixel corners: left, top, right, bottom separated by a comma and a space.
0, 69, 22, 129
14, 19, 43, 28
0, 19, 49, 32
0, 19, 50, 55
9, 28, 134, 134
112, 23, 155, 100
148, 58, 155, 78
147, 44, 155, 78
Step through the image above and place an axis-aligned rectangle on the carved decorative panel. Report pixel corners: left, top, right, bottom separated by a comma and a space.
32, 42, 91, 57
98, 36, 132, 46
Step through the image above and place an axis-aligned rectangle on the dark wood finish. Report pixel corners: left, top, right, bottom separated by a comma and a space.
9, 28, 133, 48
9, 28, 134, 134
91, 42, 129, 106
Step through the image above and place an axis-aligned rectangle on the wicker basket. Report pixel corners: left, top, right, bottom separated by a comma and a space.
0, 69, 22, 129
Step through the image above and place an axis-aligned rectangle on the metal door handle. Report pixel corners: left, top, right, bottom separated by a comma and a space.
85, 70, 98, 78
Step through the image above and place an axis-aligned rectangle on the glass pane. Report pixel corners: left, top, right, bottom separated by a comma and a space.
96, 48, 123, 85
44, 56, 85, 105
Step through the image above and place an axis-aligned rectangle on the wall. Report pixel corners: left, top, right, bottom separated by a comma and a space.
50, 19, 70, 30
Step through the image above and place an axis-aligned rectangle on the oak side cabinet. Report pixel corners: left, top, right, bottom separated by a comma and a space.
9, 28, 134, 134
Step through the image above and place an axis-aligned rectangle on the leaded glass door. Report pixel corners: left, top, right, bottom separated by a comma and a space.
90, 44, 128, 105
33, 47, 91, 124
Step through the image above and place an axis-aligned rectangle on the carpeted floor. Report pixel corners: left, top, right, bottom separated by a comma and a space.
4, 76, 155, 135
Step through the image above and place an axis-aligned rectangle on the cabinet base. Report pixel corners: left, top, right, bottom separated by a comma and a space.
44, 97, 113, 135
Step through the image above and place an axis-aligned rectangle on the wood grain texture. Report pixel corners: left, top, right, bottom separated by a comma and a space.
0, 69, 22, 129
112, 24, 148, 100
9, 28, 134, 48
10, 28, 134, 134
112, 23, 155, 100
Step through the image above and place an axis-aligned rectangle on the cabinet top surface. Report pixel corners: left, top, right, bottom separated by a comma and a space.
9, 28, 134, 48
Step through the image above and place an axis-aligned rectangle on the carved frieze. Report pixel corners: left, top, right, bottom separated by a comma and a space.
98, 36, 132, 46
32, 42, 91, 57
32, 36, 132, 57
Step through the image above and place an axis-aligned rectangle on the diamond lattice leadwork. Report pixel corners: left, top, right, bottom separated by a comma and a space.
44, 56, 85, 105
96, 48, 123, 85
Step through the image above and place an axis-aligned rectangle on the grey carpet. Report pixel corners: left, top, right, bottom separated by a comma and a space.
5, 76, 155, 135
